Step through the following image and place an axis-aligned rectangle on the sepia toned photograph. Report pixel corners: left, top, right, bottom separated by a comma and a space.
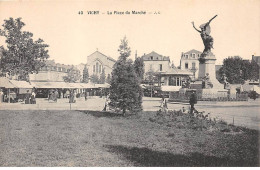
0, 0, 259, 167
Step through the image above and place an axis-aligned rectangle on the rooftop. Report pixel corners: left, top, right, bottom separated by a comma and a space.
142, 51, 170, 61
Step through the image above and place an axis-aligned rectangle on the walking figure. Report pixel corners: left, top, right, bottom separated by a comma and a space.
160, 95, 168, 114
103, 94, 110, 111
189, 90, 197, 115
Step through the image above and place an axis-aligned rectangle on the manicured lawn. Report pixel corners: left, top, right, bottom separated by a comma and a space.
0, 110, 259, 166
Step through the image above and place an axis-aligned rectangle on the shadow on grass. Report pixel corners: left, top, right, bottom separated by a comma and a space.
79, 110, 124, 118
104, 144, 258, 167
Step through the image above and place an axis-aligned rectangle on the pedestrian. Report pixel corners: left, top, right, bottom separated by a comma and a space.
160, 95, 168, 114
189, 90, 197, 115
160, 95, 165, 108
74, 90, 77, 103
31, 90, 36, 104
54, 90, 59, 102
0, 89, 4, 103
69, 90, 75, 103
85, 91, 88, 101
103, 94, 110, 111
48, 90, 52, 101
25, 90, 31, 104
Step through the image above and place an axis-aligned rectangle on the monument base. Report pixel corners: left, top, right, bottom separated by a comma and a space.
198, 53, 224, 89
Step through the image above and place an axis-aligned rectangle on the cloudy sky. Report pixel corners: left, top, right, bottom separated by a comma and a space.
0, 0, 260, 66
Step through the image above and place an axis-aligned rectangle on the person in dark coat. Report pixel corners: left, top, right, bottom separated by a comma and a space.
189, 91, 197, 115
25, 90, 31, 104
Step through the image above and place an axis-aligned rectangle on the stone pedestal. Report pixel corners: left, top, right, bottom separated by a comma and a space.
197, 53, 228, 98
198, 54, 224, 89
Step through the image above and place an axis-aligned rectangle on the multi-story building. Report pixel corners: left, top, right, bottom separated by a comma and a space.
141, 51, 171, 73
180, 49, 202, 80
86, 50, 116, 79
29, 60, 80, 82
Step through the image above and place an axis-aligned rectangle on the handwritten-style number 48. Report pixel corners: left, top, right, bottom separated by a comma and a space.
78, 11, 83, 15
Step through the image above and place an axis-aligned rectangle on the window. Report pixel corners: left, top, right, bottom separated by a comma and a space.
192, 62, 196, 69
99, 65, 101, 73
198, 54, 200, 57
185, 54, 188, 58
185, 63, 188, 69
151, 56, 153, 60
176, 77, 180, 86
96, 62, 99, 73
159, 64, 162, 71
93, 65, 95, 72
169, 76, 176, 86
192, 53, 195, 58
149, 64, 153, 70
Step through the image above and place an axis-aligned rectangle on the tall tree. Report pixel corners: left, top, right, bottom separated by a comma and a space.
250, 60, 259, 81
109, 37, 143, 115
133, 57, 144, 82
99, 68, 106, 84
0, 17, 49, 81
90, 74, 99, 84
82, 65, 89, 83
63, 66, 81, 83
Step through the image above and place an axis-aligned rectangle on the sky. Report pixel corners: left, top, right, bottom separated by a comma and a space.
0, 0, 260, 66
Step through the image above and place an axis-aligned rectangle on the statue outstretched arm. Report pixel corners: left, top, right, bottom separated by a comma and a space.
191, 22, 201, 33
208, 15, 218, 25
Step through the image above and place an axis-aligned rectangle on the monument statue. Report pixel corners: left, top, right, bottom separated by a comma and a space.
192, 15, 218, 57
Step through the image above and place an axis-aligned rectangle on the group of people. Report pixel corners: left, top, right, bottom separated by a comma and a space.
159, 90, 197, 115
48, 90, 59, 102
25, 90, 36, 104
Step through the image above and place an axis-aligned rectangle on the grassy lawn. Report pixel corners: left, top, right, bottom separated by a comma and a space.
0, 110, 259, 166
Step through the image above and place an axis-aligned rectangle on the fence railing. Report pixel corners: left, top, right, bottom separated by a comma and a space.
169, 92, 248, 102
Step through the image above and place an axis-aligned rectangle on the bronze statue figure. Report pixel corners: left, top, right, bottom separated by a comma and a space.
192, 15, 217, 56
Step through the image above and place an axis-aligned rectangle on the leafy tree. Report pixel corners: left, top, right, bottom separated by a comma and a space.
218, 56, 259, 84
82, 65, 89, 83
0, 17, 49, 81
109, 37, 143, 115
90, 74, 99, 84
99, 68, 106, 84
133, 57, 144, 82
218, 57, 243, 84
106, 73, 111, 84
250, 60, 259, 81
63, 66, 80, 83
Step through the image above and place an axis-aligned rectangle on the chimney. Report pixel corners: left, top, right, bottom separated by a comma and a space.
135, 50, 137, 59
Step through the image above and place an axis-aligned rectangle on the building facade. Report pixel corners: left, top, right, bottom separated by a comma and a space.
141, 51, 170, 73
86, 51, 116, 79
29, 60, 80, 82
180, 49, 202, 80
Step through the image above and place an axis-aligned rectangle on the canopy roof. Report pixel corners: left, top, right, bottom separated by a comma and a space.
0, 77, 33, 88
10, 80, 33, 88
31, 81, 98, 89
155, 68, 193, 76
0, 77, 16, 88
